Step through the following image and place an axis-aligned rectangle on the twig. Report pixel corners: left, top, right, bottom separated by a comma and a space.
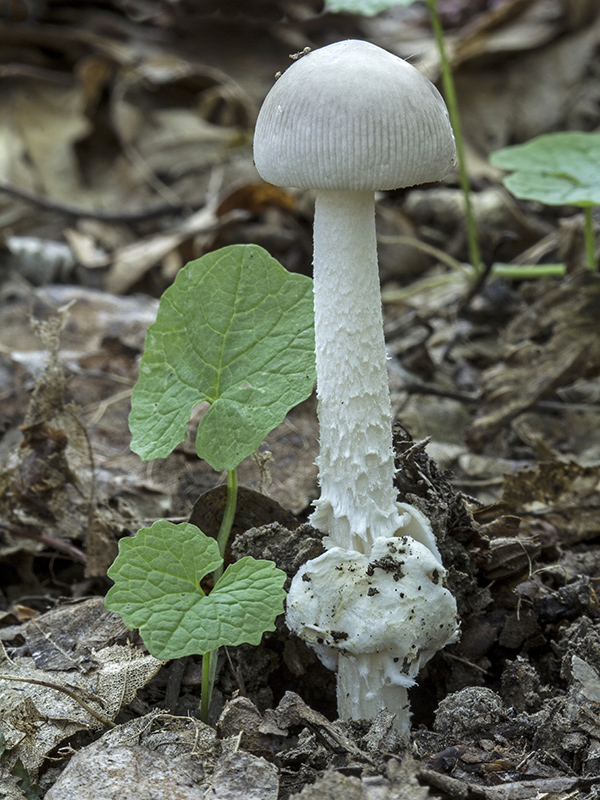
0, 674, 115, 728
403, 381, 479, 404
0, 521, 86, 564
0, 181, 196, 222
378, 233, 471, 277
403, 381, 600, 414
443, 652, 492, 676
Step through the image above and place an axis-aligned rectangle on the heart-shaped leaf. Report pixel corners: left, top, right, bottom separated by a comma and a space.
491, 132, 600, 207
105, 520, 286, 659
129, 244, 315, 471
326, 0, 417, 15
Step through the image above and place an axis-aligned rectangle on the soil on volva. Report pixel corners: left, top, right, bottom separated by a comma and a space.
2, 2, 600, 799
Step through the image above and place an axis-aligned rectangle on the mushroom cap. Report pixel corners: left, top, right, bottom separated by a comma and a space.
254, 39, 456, 192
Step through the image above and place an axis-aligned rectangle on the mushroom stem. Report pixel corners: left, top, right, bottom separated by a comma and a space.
337, 653, 411, 738
310, 190, 402, 554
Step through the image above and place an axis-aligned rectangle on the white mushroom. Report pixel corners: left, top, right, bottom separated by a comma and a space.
254, 39, 455, 554
253, 39, 458, 731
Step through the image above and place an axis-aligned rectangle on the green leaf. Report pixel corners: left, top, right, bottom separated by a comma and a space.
325, 0, 417, 14
105, 520, 287, 659
130, 244, 315, 471
490, 132, 600, 207
11, 761, 41, 800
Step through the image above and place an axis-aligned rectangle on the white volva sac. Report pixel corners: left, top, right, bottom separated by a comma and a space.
253, 39, 459, 733
286, 537, 458, 738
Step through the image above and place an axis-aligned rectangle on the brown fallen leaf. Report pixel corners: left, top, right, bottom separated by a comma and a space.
216, 181, 296, 216
0, 310, 95, 560
189, 483, 300, 541
466, 272, 600, 451
262, 691, 375, 765
489, 457, 600, 547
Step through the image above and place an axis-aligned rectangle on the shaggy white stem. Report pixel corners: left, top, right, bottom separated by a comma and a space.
337, 653, 411, 738
310, 190, 402, 554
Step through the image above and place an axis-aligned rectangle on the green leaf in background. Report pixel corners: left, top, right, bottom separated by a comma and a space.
105, 521, 287, 659
490, 132, 600, 207
130, 244, 315, 472
326, 0, 416, 14
11, 761, 42, 800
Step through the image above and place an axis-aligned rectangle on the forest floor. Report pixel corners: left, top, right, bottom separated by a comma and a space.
1, 1, 600, 798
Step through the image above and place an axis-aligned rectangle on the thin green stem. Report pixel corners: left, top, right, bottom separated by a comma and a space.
426, 0, 483, 278
215, 468, 238, 578
199, 467, 239, 722
380, 231, 568, 301
583, 206, 597, 270
200, 650, 213, 723
381, 262, 567, 304
491, 263, 566, 280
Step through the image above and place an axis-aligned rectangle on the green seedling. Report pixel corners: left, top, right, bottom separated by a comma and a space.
106, 521, 287, 720
105, 244, 316, 721
491, 132, 600, 271
325, 0, 412, 11
128, 245, 316, 469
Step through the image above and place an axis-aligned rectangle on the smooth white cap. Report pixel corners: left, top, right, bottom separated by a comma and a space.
254, 39, 456, 192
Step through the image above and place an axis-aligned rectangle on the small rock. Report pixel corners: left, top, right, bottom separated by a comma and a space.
206, 751, 279, 799
216, 695, 282, 759
501, 655, 549, 713
434, 687, 508, 738
45, 740, 206, 799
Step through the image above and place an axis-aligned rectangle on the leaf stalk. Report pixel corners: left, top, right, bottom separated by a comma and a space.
201, 466, 239, 722
584, 206, 597, 270
426, 0, 483, 278
215, 468, 238, 577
